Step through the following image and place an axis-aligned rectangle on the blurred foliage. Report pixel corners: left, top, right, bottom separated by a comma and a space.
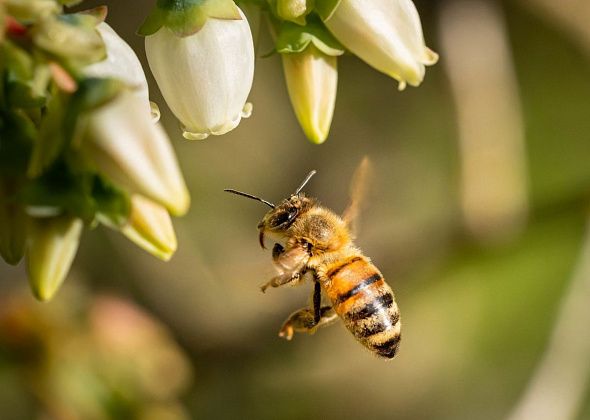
0, 285, 192, 419
2, 0, 590, 419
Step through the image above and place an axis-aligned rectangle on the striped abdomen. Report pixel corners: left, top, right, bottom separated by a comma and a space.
324, 257, 400, 359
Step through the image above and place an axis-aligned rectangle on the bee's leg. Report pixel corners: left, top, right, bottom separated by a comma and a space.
278, 306, 338, 340
313, 280, 322, 324
260, 271, 305, 293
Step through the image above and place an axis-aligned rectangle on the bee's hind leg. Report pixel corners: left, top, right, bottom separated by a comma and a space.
278, 306, 338, 341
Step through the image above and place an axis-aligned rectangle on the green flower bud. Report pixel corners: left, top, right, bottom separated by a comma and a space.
277, 0, 309, 24
26, 216, 83, 302
120, 195, 177, 262
282, 45, 337, 144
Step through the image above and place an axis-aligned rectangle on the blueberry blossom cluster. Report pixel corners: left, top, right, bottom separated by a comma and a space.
140, 0, 437, 144
0, 1, 189, 301
0, 0, 437, 301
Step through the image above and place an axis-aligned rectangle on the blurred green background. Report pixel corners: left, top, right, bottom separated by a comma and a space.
2, 0, 590, 419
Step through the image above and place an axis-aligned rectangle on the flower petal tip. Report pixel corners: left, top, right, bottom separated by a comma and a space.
150, 101, 161, 122
182, 130, 210, 141
241, 102, 253, 119
424, 48, 439, 65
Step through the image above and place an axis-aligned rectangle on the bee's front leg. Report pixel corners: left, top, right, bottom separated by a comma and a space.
260, 270, 305, 293
261, 243, 309, 292
278, 306, 338, 340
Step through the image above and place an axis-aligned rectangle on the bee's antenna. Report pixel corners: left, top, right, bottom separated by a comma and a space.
224, 189, 275, 209
294, 170, 317, 195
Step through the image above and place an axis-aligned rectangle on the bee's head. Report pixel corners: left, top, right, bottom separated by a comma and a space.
256, 194, 314, 245
224, 170, 317, 249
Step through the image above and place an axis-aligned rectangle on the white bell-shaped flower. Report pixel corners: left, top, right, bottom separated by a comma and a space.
84, 91, 190, 216
145, 8, 254, 140
86, 22, 154, 118
323, 0, 438, 89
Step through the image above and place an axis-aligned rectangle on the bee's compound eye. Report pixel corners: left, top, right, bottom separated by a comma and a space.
272, 207, 298, 228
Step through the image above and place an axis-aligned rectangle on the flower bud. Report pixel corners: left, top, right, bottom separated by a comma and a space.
277, 0, 309, 23
120, 195, 177, 261
84, 91, 190, 216
282, 45, 337, 144
144, 7, 254, 140
26, 216, 83, 302
85, 22, 152, 117
322, 0, 438, 89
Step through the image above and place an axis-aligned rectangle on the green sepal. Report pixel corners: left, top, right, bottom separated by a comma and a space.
58, 0, 84, 6
0, 110, 35, 177
1, 41, 48, 108
32, 12, 106, 68
20, 160, 131, 227
5, 0, 61, 23
275, 18, 344, 56
91, 175, 131, 228
20, 160, 96, 222
138, 0, 241, 37
77, 6, 108, 23
314, 0, 341, 21
72, 77, 125, 112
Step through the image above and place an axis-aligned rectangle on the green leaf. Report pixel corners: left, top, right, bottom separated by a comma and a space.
0, 110, 35, 177
275, 18, 344, 56
1, 41, 33, 80
315, 0, 341, 21
28, 87, 67, 178
20, 160, 96, 222
138, 0, 241, 37
1, 41, 48, 108
0, 179, 28, 265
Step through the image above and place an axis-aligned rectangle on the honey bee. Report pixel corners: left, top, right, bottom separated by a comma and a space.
225, 159, 401, 359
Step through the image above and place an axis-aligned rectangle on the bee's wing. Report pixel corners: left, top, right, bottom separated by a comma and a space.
342, 157, 372, 238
